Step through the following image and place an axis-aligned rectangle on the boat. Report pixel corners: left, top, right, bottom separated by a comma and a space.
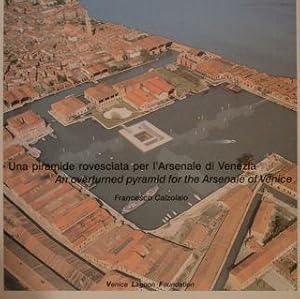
194, 194, 201, 201
121, 185, 159, 215
223, 139, 236, 144
172, 210, 178, 216
166, 213, 172, 219
79, 176, 96, 190
226, 84, 241, 93
162, 219, 167, 224
163, 217, 169, 222
28, 147, 41, 158
188, 202, 193, 207
49, 132, 57, 139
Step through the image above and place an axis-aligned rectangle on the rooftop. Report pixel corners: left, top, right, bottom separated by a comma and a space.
51, 95, 86, 118
114, 71, 159, 90
7, 110, 45, 132
85, 83, 117, 101
3, 152, 191, 286
196, 58, 234, 78
4, 145, 26, 162
251, 198, 277, 244
133, 35, 171, 50
4, 84, 38, 105
230, 223, 296, 289
276, 164, 297, 193
4, 128, 13, 143
83, 63, 108, 76
143, 76, 174, 94
188, 186, 253, 290
126, 89, 155, 108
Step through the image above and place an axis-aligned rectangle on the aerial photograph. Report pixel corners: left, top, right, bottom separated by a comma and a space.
3, 0, 297, 292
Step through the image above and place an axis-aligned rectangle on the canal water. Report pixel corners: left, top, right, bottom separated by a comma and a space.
5, 86, 296, 230
4, 1, 296, 230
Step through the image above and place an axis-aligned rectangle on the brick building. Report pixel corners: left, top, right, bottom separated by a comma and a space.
6, 111, 49, 143
84, 83, 120, 110
50, 95, 88, 124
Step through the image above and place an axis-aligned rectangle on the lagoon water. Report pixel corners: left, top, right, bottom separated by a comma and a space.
5, 1, 297, 230
81, 0, 296, 77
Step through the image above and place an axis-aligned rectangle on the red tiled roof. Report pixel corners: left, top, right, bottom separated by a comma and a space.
188, 186, 253, 290
230, 223, 297, 289
85, 83, 117, 101
251, 199, 277, 243
126, 89, 155, 108
7, 111, 45, 132
146, 77, 174, 93
4, 85, 38, 105
134, 35, 171, 50
51, 95, 86, 118
4, 145, 26, 162
84, 63, 108, 76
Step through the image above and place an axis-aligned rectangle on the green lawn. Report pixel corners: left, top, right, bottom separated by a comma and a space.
157, 67, 208, 97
